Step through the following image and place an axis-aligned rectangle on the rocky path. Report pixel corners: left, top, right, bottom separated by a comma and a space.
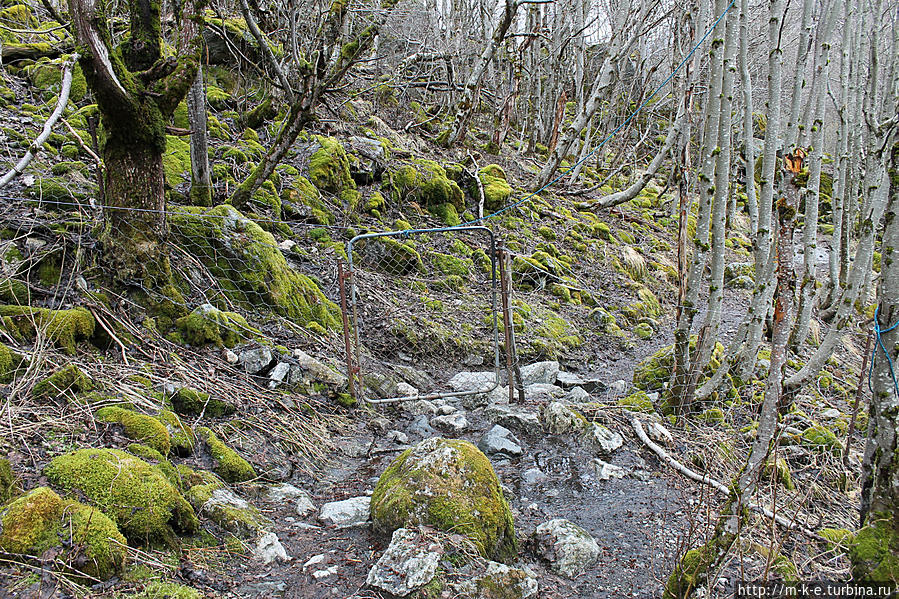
214, 361, 694, 599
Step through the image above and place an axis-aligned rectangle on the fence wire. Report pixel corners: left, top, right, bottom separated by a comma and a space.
345, 226, 500, 404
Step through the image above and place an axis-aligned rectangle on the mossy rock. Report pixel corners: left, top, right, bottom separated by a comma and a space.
158, 409, 196, 456
849, 517, 899, 582
175, 304, 257, 348
617, 391, 654, 413
371, 437, 517, 562
390, 160, 465, 211
120, 581, 202, 599
358, 236, 425, 276
45, 448, 199, 546
0, 487, 127, 581
431, 252, 473, 277
197, 427, 256, 483
478, 165, 512, 211
96, 406, 171, 455
170, 387, 236, 419
186, 481, 267, 538
22, 56, 88, 102
634, 322, 653, 339
168, 205, 341, 330
0, 457, 19, 504
282, 174, 334, 225
0, 305, 95, 354
126, 443, 180, 489
800, 424, 841, 454
633, 337, 723, 392
308, 136, 361, 212
32, 364, 94, 400
0, 341, 25, 383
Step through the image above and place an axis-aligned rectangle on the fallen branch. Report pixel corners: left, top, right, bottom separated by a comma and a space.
0, 53, 78, 188
629, 414, 825, 541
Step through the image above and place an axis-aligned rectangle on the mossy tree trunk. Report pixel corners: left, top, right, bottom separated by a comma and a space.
68, 0, 205, 287
854, 142, 899, 581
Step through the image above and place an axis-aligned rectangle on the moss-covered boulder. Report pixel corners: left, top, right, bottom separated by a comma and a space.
308, 136, 361, 211
170, 387, 236, 418
0, 305, 95, 354
169, 205, 341, 330
357, 236, 425, 276
390, 160, 465, 211
96, 406, 171, 455
185, 475, 267, 538
158, 409, 196, 456
175, 304, 257, 347
45, 448, 198, 546
32, 364, 94, 400
282, 174, 334, 225
197, 427, 256, 483
23, 56, 88, 103
0, 341, 24, 383
371, 437, 517, 562
478, 164, 513, 211
0, 487, 126, 580
633, 337, 723, 392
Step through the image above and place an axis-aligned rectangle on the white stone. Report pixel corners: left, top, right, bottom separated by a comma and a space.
593, 459, 626, 481
520, 361, 560, 386
405, 400, 438, 416
478, 425, 523, 457
564, 386, 591, 403
303, 554, 326, 570
448, 371, 496, 393
312, 566, 338, 579
267, 362, 291, 389
254, 532, 290, 564
533, 519, 600, 578
821, 408, 842, 419
224, 349, 239, 364
278, 239, 296, 251
609, 379, 627, 395
292, 349, 347, 387
542, 401, 586, 435
485, 404, 541, 434
525, 383, 565, 401
239, 346, 273, 374
430, 412, 469, 433
586, 422, 624, 454
396, 382, 419, 397
366, 528, 440, 597
318, 496, 370, 527
647, 422, 673, 444
266, 483, 308, 503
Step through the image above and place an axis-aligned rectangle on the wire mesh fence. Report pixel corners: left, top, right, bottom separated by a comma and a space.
343, 226, 501, 404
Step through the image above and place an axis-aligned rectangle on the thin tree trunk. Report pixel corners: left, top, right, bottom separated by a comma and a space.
187, 66, 212, 207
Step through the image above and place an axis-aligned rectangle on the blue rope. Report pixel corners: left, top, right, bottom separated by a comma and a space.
454, 0, 738, 229
868, 306, 899, 399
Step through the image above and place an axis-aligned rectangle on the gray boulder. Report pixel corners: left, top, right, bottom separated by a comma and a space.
563, 386, 591, 403
254, 531, 290, 564
318, 496, 370, 527
485, 404, 541, 434
585, 422, 624, 454
520, 361, 559, 386
524, 383, 565, 402
291, 349, 347, 387
461, 561, 538, 599
448, 371, 496, 392
430, 412, 469, 433
366, 528, 440, 597
239, 346, 273, 374
542, 401, 586, 435
478, 425, 523, 458
532, 518, 600, 578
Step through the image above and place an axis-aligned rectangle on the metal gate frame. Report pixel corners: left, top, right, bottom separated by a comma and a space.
341, 226, 500, 405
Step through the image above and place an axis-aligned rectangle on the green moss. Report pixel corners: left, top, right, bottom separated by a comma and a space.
175, 304, 257, 348
429, 202, 461, 226
478, 165, 512, 211
818, 527, 853, 551
849, 516, 899, 581
169, 205, 341, 329
282, 174, 334, 225
158, 409, 195, 456
634, 322, 654, 339
617, 391, 655, 413
45, 448, 198, 546
126, 443, 180, 488
23, 56, 87, 102
697, 407, 725, 424
0, 458, 19, 504
32, 364, 93, 400
801, 424, 841, 453
763, 457, 794, 490
96, 406, 171, 455
0, 342, 25, 383
431, 252, 472, 277
123, 581, 202, 599
634, 337, 723, 392
171, 387, 236, 418
359, 236, 424, 275
0, 305, 95, 354
391, 161, 465, 211
308, 136, 360, 212
162, 135, 192, 187
0, 487, 126, 581
197, 427, 256, 483
371, 438, 517, 562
